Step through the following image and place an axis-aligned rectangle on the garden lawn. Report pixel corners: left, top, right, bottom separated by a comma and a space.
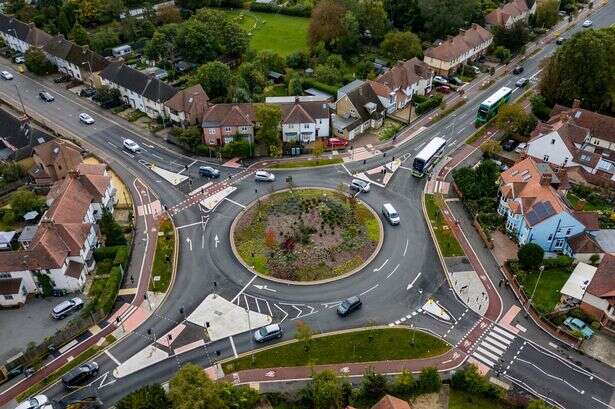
516, 268, 570, 314
269, 158, 342, 169
222, 328, 449, 373
566, 192, 614, 212
424, 194, 464, 257
448, 389, 514, 409
225, 10, 309, 56
150, 218, 175, 292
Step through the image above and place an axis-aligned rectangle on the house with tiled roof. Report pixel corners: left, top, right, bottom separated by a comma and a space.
485, 0, 536, 29
498, 157, 587, 252
0, 108, 53, 161
99, 62, 178, 119
580, 255, 615, 330
164, 84, 209, 127
201, 103, 256, 146
43, 34, 109, 84
0, 14, 52, 54
332, 82, 385, 140
275, 99, 330, 144
374, 58, 434, 114
29, 140, 83, 186
424, 24, 493, 76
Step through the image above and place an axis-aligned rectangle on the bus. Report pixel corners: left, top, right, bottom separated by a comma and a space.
475, 86, 512, 125
412, 137, 446, 177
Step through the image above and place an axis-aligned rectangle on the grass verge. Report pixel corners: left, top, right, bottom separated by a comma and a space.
268, 157, 343, 169
222, 328, 449, 373
150, 217, 175, 292
431, 99, 466, 124
424, 194, 464, 257
16, 335, 116, 402
516, 268, 571, 314
449, 389, 514, 409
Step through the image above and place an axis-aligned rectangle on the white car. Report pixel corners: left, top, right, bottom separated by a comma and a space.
433, 75, 448, 85
1, 71, 13, 80
14, 56, 25, 64
254, 170, 275, 182
123, 139, 141, 153
79, 113, 95, 124
582, 19, 593, 27
15, 394, 49, 409
514, 142, 527, 153
350, 179, 370, 193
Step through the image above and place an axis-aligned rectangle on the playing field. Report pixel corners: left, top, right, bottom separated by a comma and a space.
226, 10, 309, 56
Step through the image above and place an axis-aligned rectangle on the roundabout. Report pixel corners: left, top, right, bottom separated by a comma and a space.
230, 187, 383, 283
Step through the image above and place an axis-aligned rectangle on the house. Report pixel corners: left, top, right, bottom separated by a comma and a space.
0, 277, 27, 307
485, 0, 536, 29
99, 62, 178, 119
29, 140, 83, 186
265, 96, 331, 103
424, 24, 493, 76
164, 84, 209, 127
526, 100, 615, 186
564, 231, 605, 263
498, 157, 587, 253
0, 14, 52, 54
580, 255, 615, 330
201, 104, 256, 146
0, 108, 53, 161
42, 35, 108, 84
0, 231, 16, 251
337, 79, 365, 100
560, 261, 597, 309
332, 82, 385, 141
374, 57, 434, 114
276, 100, 330, 144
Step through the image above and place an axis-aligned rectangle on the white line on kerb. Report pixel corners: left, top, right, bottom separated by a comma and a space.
231, 275, 258, 304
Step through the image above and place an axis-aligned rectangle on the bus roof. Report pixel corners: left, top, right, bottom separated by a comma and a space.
416, 137, 446, 162
481, 87, 512, 107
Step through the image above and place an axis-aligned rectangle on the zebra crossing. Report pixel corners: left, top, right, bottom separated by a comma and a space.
470, 324, 517, 369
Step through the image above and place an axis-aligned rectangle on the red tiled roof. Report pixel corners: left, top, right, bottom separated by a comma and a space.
46, 176, 95, 224
375, 58, 433, 91
586, 254, 615, 298
202, 104, 255, 128
485, 0, 530, 26
0, 277, 22, 295
551, 104, 615, 144
572, 211, 601, 230
77, 163, 107, 176
425, 24, 492, 63
566, 232, 603, 254
65, 260, 84, 279
372, 395, 412, 409
164, 84, 209, 124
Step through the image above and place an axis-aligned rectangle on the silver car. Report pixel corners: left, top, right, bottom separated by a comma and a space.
51, 297, 83, 319
254, 171, 275, 182
254, 324, 283, 342
350, 179, 370, 193
15, 395, 49, 409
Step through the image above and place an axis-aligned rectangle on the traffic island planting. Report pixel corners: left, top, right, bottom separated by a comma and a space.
150, 217, 175, 292
222, 328, 450, 373
267, 157, 343, 169
424, 194, 464, 257
233, 188, 381, 282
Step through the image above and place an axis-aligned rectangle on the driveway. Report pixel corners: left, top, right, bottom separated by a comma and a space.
0, 294, 78, 363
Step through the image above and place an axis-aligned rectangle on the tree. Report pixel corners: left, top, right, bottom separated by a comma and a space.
173, 127, 202, 152
308, 0, 348, 47
193, 62, 232, 101
392, 370, 415, 397
533, 0, 559, 28
24, 47, 54, 75
312, 140, 325, 158
70, 23, 89, 46
116, 384, 171, 409
90, 27, 120, 53
495, 103, 532, 139
314, 64, 341, 85
157, 5, 181, 24
381, 31, 422, 62
384, 0, 421, 31
295, 320, 313, 351
336, 11, 360, 56
356, 0, 389, 41
530, 94, 552, 120
169, 364, 226, 409
518, 243, 544, 271
176, 18, 219, 64
100, 209, 127, 245
286, 51, 310, 69
355, 60, 375, 79
288, 77, 303, 96
238, 62, 267, 95
9, 188, 44, 217
302, 370, 343, 409
539, 27, 615, 113
493, 21, 530, 54
494, 46, 511, 63
192, 9, 249, 58
57, 9, 71, 36
480, 140, 502, 158
255, 103, 282, 151
359, 370, 388, 401
418, 0, 481, 40
417, 367, 441, 393
143, 26, 177, 62
451, 365, 504, 399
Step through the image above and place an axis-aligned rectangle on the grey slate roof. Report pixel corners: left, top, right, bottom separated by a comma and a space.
44, 35, 108, 73
0, 14, 31, 41
100, 62, 177, 102
345, 83, 385, 122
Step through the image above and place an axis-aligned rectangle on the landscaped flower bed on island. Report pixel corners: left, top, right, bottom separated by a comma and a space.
233, 188, 381, 282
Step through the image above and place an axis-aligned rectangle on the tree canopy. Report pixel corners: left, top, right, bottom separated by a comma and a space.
418, 0, 481, 40
381, 31, 422, 62
518, 243, 545, 271
193, 62, 232, 101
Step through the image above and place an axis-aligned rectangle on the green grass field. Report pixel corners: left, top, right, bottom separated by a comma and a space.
516, 268, 571, 314
150, 218, 175, 292
226, 10, 309, 56
424, 194, 464, 257
222, 328, 450, 373
269, 157, 343, 168
449, 390, 514, 409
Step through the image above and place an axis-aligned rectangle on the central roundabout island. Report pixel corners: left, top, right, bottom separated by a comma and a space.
231, 188, 383, 283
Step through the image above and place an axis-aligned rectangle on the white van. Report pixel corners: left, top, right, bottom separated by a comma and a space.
382, 203, 400, 225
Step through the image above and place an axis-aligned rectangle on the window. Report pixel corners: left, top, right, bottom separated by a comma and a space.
566, 228, 571, 235
0, 273, 10, 278
208, 129, 215, 135
551, 138, 556, 144
543, 155, 550, 162
224, 127, 232, 133
4, 295, 13, 300
555, 238, 564, 248
304, 124, 310, 129
547, 234, 553, 241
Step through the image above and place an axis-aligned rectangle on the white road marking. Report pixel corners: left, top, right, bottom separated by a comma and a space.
516, 357, 585, 394
403, 239, 409, 257
406, 273, 422, 290
275, 304, 289, 323
480, 340, 504, 356
231, 275, 258, 303
106, 141, 117, 148
229, 336, 238, 358
225, 197, 246, 209
472, 351, 495, 367
386, 264, 400, 279
476, 346, 500, 361
592, 397, 615, 409
214, 234, 219, 248
105, 350, 121, 366
176, 221, 205, 230
484, 336, 508, 351
492, 326, 515, 339
186, 237, 192, 251
253, 284, 277, 293
488, 331, 512, 345
359, 284, 379, 296
373, 258, 389, 272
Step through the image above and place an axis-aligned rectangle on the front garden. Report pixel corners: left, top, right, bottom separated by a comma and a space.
233, 188, 380, 281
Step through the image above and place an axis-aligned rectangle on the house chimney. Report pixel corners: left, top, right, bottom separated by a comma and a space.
295, 96, 300, 104
539, 173, 552, 186
572, 99, 581, 109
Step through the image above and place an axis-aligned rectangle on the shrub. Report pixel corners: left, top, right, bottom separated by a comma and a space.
417, 367, 441, 393
416, 94, 443, 115
114, 246, 129, 267
359, 370, 388, 401
94, 246, 122, 261
96, 259, 113, 276
392, 370, 415, 397
518, 243, 545, 271
542, 255, 573, 270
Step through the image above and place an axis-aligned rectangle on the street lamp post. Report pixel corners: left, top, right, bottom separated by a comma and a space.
527, 265, 544, 313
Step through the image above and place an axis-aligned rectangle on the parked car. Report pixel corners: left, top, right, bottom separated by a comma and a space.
556, 37, 566, 45
0, 70, 13, 80
468, 65, 481, 75
254, 170, 275, 182
350, 179, 370, 193
337, 296, 362, 317
15, 395, 50, 409
501, 139, 518, 151
199, 166, 220, 178
433, 75, 448, 85
14, 55, 25, 64
326, 137, 349, 149
80, 88, 97, 98
512, 65, 524, 74
62, 362, 99, 389
123, 139, 141, 153
582, 19, 593, 27
79, 113, 95, 125
448, 76, 464, 86
515, 77, 529, 88
39, 91, 54, 102
254, 324, 283, 343
53, 75, 71, 83
51, 297, 83, 319
514, 142, 527, 153
563, 317, 594, 338
435, 85, 452, 94
382, 203, 400, 225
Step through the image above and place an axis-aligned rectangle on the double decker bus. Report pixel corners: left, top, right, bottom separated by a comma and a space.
412, 137, 446, 177
475, 86, 512, 125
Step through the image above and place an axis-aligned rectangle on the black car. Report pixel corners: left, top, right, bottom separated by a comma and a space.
39, 91, 54, 102
501, 139, 518, 151
512, 65, 524, 74
556, 37, 566, 45
199, 166, 220, 178
80, 88, 97, 98
61, 362, 99, 389
337, 296, 362, 317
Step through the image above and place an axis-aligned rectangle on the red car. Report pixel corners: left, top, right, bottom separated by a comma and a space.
435, 85, 452, 94
326, 138, 349, 148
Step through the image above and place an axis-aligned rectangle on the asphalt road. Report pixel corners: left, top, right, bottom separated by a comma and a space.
1, 5, 614, 408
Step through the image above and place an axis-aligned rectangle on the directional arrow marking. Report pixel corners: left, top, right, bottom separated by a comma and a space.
214, 234, 219, 248
253, 284, 277, 293
407, 272, 422, 290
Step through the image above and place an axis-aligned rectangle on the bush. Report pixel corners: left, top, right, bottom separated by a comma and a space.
359, 370, 388, 401
416, 367, 441, 393
114, 246, 129, 267
542, 255, 573, 269
25, 47, 54, 75
96, 259, 113, 276
301, 79, 338, 96
451, 365, 505, 400
392, 370, 415, 397
518, 243, 545, 271
97, 266, 122, 314
100, 210, 127, 246
222, 139, 254, 159
416, 94, 443, 115
94, 246, 122, 261
250, 1, 312, 17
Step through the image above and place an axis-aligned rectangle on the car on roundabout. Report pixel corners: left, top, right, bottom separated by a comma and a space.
254, 170, 275, 182
254, 324, 283, 342
337, 296, 362, 317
